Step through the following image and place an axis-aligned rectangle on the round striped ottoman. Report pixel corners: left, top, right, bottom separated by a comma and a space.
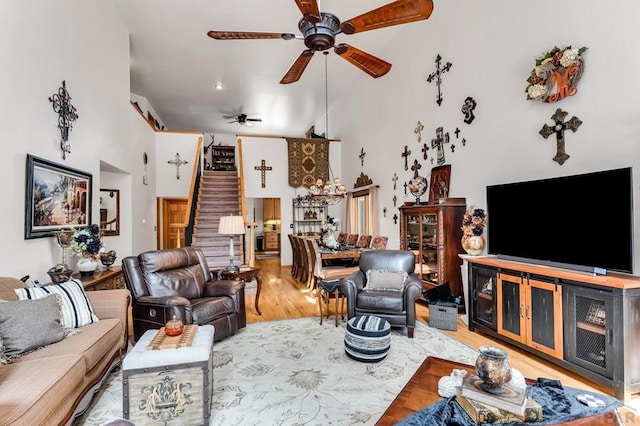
344, 315, 391, 362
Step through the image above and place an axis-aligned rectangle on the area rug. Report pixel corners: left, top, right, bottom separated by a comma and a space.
75, 318, 479, 425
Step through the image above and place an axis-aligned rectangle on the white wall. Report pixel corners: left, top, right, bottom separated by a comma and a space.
328, 0, 640, 273
155, 132, 202, 198
0, 0, 148, 281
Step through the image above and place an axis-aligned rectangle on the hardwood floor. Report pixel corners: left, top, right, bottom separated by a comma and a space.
248, 257, 640, 414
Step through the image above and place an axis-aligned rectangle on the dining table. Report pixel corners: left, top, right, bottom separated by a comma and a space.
320, 247, 368, 261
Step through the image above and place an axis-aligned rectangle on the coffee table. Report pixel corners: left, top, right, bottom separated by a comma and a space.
375, 357, 625, 426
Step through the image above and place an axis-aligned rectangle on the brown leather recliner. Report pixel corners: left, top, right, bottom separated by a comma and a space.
122, 247, 246, 342
341, 250, 422, 337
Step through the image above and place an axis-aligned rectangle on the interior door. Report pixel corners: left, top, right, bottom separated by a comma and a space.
160, 198, 188, 249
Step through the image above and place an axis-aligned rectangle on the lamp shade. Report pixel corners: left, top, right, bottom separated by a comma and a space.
218, 215, 245, 235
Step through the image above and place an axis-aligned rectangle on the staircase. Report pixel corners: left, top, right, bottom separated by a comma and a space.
192, 170, 241, 270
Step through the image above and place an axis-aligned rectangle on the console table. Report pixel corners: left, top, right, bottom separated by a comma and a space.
466, 256, 640, 401
78, 266, 125, 291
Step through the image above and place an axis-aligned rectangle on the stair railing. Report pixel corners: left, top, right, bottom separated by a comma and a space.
182, 136, 203, 246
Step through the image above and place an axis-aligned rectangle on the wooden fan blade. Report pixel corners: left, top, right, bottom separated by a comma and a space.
207, 31, 296, 40
280, 50, 315, 84
294, 0, 321, 23
340, 0, 434, 34
334, 44, 392, 78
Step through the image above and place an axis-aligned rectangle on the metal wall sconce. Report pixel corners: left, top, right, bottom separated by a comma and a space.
49, 80, 79, 160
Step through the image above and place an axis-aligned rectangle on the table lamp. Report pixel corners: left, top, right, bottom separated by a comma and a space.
218, 215, 245, 273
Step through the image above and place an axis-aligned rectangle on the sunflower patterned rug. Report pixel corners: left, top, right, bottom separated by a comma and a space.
76, 317, 479, 425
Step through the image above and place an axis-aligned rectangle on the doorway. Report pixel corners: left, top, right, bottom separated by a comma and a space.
158, 198, 188, 249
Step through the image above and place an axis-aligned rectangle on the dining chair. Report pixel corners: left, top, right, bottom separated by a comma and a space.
345, 233, 359, 247
337, 232, 348, 245
370, 236, 389, 250
288, 234, 299, 279
308, 238, 358, 326
356, 235, 372, 249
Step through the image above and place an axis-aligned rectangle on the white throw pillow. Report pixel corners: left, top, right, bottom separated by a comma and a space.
14, 279, 98, 328
364, 269, 408, 292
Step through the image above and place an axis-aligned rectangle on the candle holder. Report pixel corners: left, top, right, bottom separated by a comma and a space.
54, 229, 75, 270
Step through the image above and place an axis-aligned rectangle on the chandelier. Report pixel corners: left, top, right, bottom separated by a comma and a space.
308, 52, 345, 205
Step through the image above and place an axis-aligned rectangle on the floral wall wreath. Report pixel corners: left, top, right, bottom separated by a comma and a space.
526, 45, 587, 103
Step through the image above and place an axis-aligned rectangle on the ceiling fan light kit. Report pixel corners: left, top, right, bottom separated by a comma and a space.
208, 0, 434, 84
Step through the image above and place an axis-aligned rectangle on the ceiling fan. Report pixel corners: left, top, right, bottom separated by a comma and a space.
224, 113, 262, 126
207, 0, 434, 84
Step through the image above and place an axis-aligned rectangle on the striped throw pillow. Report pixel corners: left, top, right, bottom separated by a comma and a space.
14, 279, 98, 328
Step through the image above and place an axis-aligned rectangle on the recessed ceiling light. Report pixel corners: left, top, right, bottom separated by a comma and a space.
214, 83, 223, 90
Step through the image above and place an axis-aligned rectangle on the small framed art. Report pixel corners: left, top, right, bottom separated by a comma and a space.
428, 164, 451, 203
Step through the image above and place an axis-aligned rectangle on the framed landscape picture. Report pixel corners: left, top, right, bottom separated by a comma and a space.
25, 154, 92, 239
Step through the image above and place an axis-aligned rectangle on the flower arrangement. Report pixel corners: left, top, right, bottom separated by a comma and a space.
321, 216, 339, 234
525, 45, 587, 102
461, 207, 487, 237
71, 224, 103, 258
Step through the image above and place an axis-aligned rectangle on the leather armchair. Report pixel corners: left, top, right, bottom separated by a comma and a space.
122, 247, 246, 342
341, 250, 422, 337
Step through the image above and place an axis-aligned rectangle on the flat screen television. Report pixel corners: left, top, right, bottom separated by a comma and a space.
486, 167, 633, 275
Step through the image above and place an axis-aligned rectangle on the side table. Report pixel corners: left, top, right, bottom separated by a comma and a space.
78, 266, 125, 291
219, 267, 262, 315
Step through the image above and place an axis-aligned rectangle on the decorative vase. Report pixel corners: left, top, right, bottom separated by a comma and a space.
165, 315, 184, 336
475, 345, 512, 394
76, 256, 98, 276
462, 234, 485, 256
325, 232, 338, 249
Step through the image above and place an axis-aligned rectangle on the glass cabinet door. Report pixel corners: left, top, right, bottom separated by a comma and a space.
470, 265, 497, 330
420, 213, 438, 284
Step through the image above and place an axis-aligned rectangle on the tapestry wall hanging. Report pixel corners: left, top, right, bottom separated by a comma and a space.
287, 138, 329, 188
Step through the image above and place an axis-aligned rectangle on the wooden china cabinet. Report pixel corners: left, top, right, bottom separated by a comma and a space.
399, 199, 466, 302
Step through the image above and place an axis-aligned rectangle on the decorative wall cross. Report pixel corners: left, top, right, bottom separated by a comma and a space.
359, 147, 366, 167
392, 173, 398, 190
254, 159, 273, 188
392, 194, 397, 207
393, 213, 398, 225
403, 181, 408, 194
431, 127, 450, 165
414, 121, 424, 143
49, 80, 79, 160
539, 108, 583, 165
422, 143, 429, 160
168, 153, 188, 180
401, 145, 412, 170
461, 97, 477, 124
426, 54, 452, 106
411, 159, 422, 178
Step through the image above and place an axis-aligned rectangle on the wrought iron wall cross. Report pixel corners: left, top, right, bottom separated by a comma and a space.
539, 108, 582, 165
49, 80, 79, 160
426, 54, 452, 106
168, 153, 188, 180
